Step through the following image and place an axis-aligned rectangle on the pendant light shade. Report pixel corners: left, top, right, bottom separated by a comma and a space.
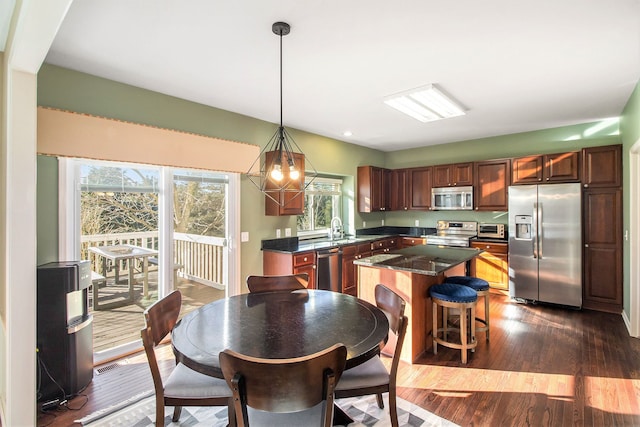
246, 22, 317, 207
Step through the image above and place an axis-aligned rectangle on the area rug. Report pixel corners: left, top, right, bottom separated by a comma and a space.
76, 392, 459, 427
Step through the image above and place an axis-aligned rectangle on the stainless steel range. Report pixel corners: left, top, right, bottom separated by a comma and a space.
424, 220, 477, 247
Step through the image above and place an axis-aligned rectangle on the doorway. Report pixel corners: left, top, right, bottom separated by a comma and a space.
60, 158, 238, 362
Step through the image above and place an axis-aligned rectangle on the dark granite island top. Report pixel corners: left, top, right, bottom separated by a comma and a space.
354, 245, 483, 276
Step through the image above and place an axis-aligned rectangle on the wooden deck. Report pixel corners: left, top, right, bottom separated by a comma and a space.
90, 270, 225, 353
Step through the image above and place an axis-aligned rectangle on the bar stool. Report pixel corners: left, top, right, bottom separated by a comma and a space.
430, 283, 477, 364
445, 276, 490, 341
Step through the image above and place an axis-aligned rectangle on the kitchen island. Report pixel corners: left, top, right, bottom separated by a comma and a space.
355, 245, 482, 364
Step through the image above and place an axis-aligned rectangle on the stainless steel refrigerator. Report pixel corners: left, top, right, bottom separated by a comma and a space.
508, 183, 582, 308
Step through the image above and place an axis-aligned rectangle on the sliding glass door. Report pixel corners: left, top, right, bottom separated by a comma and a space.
60, 158, 238, 362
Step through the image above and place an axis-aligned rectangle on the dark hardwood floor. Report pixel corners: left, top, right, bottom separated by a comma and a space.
37, 290, 640, 427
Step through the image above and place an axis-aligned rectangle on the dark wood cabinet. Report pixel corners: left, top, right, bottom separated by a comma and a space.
342, 242, 373, 296
474, 159, 511, 211
389, 169, 409, 211
399, 236, 426, 248
263, 250, 316, 289
408, 166, 432, 210
371, 237, 399, 254
357, 166, 390, 212
582, 144, 622, 188
582, 188, 622, 313
581, 145, 622, 313
470, 241, 509, 290
264, 151, 305, 216
512, 152, 579, 185
432, 162, 473, 187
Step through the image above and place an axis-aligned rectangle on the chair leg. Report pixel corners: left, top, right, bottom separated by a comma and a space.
376, 392, 384, 409
432, 300, 438, 355
156, 399, 165, 426
388, 390, 399, 427
227, 399, 237, 427
172, 405, 182, 422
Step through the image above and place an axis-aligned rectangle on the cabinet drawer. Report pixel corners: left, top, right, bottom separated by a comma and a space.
293, 252, 315, 267
471, 241, 508, 254
401, 237, 425, 246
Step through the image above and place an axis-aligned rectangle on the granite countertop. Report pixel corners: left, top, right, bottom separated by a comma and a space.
261, 226, 437, 254
354, 245, 483, 276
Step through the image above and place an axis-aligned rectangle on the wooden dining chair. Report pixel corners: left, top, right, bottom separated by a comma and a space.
141, 290, 234, 426
246, 273, 309, 293
334, 284, 408, 427
219, 343, 347, 427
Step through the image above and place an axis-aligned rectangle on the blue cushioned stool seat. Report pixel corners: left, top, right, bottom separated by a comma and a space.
429, 283, 478, 303
430, 283, 478, 364
444, 276, 489, 291
444, 276, 491, 342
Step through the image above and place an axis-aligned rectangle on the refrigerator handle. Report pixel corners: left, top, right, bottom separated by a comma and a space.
532, 203, 538, 259
538, 203, 543, 259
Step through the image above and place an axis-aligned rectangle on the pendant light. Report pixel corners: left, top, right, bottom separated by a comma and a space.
246, 22, 317, 207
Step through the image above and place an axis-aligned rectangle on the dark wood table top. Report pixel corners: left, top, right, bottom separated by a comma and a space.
172, 289, 389, 378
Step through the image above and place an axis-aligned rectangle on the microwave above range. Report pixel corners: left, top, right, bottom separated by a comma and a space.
431, 186, 473, 211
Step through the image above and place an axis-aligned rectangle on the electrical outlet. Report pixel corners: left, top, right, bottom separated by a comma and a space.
381, 220, 385, 226
285, 228, 291, 237
415, 220, 419, 226
363, 221, 367, 228
276, 229, 281, 238
241, 231, 249, 242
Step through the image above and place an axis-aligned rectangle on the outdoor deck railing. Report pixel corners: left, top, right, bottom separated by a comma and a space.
81, 231, 226, 287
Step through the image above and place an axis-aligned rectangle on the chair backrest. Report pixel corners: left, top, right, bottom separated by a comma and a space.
220, 343, 347, 427
140, 290, 182, 396
374, 284, 408, 377
246, 273, 309, 293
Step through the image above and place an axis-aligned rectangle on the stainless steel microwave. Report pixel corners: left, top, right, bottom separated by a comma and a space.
431, 186, 474, 210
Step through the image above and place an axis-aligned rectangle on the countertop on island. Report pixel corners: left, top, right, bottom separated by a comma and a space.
354, 245, 482, 276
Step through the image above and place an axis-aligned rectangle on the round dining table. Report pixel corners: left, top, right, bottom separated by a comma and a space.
171, 289, 389, 379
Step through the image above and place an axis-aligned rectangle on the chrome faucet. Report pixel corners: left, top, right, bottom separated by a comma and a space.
329, 217, 344, 241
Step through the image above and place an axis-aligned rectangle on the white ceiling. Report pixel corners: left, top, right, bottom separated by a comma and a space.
45, 0, 640, 152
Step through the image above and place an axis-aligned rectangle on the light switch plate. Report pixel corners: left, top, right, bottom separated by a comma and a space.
415, 220, 419, 226
285, 228, 291, 237
363, 221, 367, 228
276, 229, 281, 238
241, 231, 249, 242
381, 220, 385, 226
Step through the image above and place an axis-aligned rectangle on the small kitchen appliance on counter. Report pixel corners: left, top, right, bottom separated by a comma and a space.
477, 223, 506, 239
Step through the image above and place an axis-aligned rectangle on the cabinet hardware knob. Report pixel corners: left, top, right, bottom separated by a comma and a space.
585, 244, 589, 248
584, 184, 589, 188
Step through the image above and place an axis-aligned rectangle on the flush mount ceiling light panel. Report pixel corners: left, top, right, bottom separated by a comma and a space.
384, 84, 466, 123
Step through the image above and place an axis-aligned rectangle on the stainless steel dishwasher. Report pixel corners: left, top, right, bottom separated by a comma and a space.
315, 247, 342, 292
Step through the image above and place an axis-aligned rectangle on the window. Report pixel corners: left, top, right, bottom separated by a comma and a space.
297, 177, 342, 239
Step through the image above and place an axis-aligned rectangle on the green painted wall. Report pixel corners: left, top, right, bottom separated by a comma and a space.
36, 64, 384, 284
621, 81, 640, 315
36, 156, 58, 265
36, 64, 637, 309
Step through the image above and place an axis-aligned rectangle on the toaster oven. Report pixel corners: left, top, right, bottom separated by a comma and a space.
478, 223, 505, 239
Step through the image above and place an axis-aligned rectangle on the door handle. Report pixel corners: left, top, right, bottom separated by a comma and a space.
532, 203, 538, 259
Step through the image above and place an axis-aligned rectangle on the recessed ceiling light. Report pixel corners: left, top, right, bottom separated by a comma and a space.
343, 131, 353, 137
384, 84, 466, 123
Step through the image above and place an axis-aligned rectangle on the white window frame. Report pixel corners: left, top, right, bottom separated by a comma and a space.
58, 158, 241, 362
297, 176, 343, 240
